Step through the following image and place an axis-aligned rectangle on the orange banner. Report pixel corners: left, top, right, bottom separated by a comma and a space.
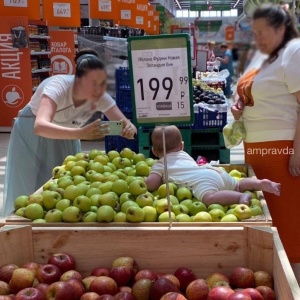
0, 16, 32, 128
49, 31, 75, 75
89, 0, 120, 21
225, 25, 235, 42
43, 0, 80, 27
118, 0, 137, 27
134, 0, 148, 30
0, 0, 40, 20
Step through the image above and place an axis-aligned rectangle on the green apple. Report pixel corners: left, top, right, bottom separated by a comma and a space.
146, 157, 157, 167
244, 190, 258, 199
107, 162, 117, 171
52, 165, 66, 179
86, 187, 102, 198
32, 218, 46, 223
121, 200, 139, 214
172, 204, 189, 216
73, 195, 92, 213
75, 152, 89, 161
128, 179, 148, 197
42, 190, 62, 210
107, 150, 120, 162
250, 198, 262, 208
123, 167, 134, 175
221, 214, 238, 222
89, 161, 104, 173
176, 187, 193, 202
223, 123, 233, 138
98, 181, 113, 194
85, 170, 97, 182
75, 159, 89, 171
24, 203, 44, 220
82, 211, 97, 222
233, 204, 252, 220
189, 201, 207, 216
90, 205, 98, 213
157, 183, 175, 198
120, 147, 134, 160
97, 205, 115, 222
250, 205, 263, 216
209, 208, 226, 222
57, 177, 74, 190
226, 208, 235, 215
94, 154, 109, 165
63, 155, 77, 165
133, 153, 146, 164
180, 199, 193, 211
104, 174, 119, 182
127, 169, 136, 176
14, 195, 29, 210
155, 198, 172, 215
98, 192, 119, 208
126, 206, 145, 222
142, 206, 158, 222
207, 203, 227, 213
111, 179, 129, 196
65, 161, 76, 172
42, 179, 57, 191
73, 175, 87, 185
176, 213, 192, 222
70, 165, 86, 177
15, 207, 26, 217
112, 157, 132, 169
193, 211, 213, 222
63, 185, 85, 202
76, 181, 91, 195
228, 169, 241, 178
89, 149, 103, 160
119, 192, 135, 206
125, 175, 137, 185
62, 206, 82, 222
158, 211, 176, 222
90, 181, 102, 189
56, 199, 71, 211
113, 211, 127, 222
135, 193, 153, 208
168, 195, 179, 205
113, 170, 127, 180
27, 194, 43, 206
44, 209, 63, 222
135, 162, 150, 177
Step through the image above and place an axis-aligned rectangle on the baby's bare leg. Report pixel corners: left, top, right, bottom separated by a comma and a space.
238, 178, 281, 196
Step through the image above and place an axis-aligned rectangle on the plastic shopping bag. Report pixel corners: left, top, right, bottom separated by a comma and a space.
223, 120, 246, 149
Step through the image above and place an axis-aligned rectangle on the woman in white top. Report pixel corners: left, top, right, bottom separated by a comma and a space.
231, 4, 300, 273
2, 48, 137, 216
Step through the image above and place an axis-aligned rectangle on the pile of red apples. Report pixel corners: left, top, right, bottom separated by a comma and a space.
0, 253, 276, 300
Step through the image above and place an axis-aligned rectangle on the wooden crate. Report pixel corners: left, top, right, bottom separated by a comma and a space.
1, 164, 272, 227
0, 225, 299, 299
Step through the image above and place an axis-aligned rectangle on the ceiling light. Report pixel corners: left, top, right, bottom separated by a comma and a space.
233, 0, 241, 9
175, 0, 182, 9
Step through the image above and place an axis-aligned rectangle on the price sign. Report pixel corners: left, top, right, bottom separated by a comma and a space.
121, 9, 131, 20
128, 34, 194, 126
99, 0, 111, 12
53, 3, 71, 18
136, 16, 143, 25
4, 0, 27, 7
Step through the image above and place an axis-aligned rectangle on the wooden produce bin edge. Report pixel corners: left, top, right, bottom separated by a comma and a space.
0, 225, 299, 299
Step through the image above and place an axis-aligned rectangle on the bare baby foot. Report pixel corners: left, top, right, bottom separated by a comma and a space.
260, 179, 281, 196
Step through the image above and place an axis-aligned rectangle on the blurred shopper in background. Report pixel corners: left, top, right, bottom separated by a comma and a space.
231, 3, 300, 280
206, 40, 216, 62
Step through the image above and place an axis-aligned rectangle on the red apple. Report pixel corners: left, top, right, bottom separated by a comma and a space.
60, 270, 83, 282
0, 280, 10, 295
254, 271, 274, 289
82, 276, 97, 292
206, 272, 230, 289
149, 277, 180, 300
35, 264, 61, 285
229, 267, 255, 289
35, 283, 49, 297
134, 270, 158, 282
67, 279, 85, 300
160, 275, 180, 290
9, 268, 35, 294
185, 279, 209, 300
173, 267, 197, 292
45, 281, 75, 300
228, 291, 252, 300
119, 286, 131, 293
160, 292, 187, 300
89, 276, 118, 296
22, 263, 41, 277
80, 292, 101, 300
47, 253, 76, 274
113, 291, 135, 300
109, 266, 132, 287
255, 286, 276, 300
91, 268, 110, 277
207, 286, 235, 300
0, 264, 19, 284
15, 287, 44, 300
111, 257, 138, 278
98, 295, 114, 300
0, 296, 15, 300
243, 288, 264, 300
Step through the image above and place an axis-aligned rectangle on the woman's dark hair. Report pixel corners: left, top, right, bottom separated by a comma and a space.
253, 4, 299, 63
74, 48, 106, 77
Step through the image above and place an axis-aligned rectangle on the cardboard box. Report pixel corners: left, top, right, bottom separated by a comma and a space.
0, 225, 299, 299
2, 164, 272, 227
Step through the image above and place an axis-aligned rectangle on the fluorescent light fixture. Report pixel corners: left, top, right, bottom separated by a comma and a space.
175, 0, 182, 9
233, 0, 242, 8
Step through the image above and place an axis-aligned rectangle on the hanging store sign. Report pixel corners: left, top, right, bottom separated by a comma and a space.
0, 0, 40, 19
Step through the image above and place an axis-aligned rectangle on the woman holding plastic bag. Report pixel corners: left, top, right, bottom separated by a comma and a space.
231, 3, 300, 280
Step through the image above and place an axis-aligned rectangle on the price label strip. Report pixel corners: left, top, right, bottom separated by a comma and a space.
128, 34, 194, 126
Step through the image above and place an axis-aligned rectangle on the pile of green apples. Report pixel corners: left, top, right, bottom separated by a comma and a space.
13, 148, 264, 223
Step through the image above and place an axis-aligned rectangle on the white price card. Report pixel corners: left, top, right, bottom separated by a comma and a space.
136, 16, 144, 25
4, 0, 27, 7
121, 9, 131, 20
99, 0, 111, 12
128, 34, 194, 126
53, 3, 71, 18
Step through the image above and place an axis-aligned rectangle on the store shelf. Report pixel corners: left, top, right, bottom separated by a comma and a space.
31, 68, 51, 74
30, 51, 51, 56
29, 34, 50, 40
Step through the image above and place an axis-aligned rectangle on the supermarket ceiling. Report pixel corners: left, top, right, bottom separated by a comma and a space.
173, 0, 244, 10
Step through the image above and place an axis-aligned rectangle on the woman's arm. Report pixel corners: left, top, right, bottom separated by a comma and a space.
34, 95, 109, 140
289, 90, 300, 177
230, 92, 245, 120
217, 54, 229, 65
104, 105, 137, 139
